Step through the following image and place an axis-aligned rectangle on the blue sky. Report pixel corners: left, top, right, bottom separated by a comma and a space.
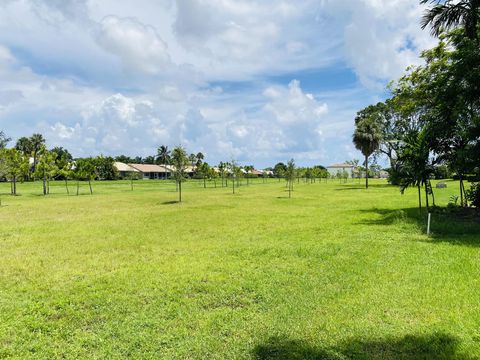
0, 0, 435, 168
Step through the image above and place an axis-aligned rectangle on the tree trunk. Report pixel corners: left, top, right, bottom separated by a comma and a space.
204, 177, 206, 188
424, 181, 429, 211
365, 155, 369, 189
179, 181, 182, 202
65, 179, 70, 195
76, 181, 79, 196
88, 180, 93, 195
232, 176, 235, 194
131, 178, 133, 191
429, 180, 435, 207
459, 175, 464, 207
43, 175, 47, 196
12, 176, 17, 196
417, 184, 422, 212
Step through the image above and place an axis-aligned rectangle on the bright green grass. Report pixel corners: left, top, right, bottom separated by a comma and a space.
0, 178, 479, 359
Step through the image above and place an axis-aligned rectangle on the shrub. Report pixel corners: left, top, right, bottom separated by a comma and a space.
466, 183, 480, 208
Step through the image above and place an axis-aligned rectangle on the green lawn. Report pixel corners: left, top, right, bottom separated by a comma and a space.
0, 178, 479, 359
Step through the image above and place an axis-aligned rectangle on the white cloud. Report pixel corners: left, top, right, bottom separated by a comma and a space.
320, 0, 436, 88
96, 16, 170, 75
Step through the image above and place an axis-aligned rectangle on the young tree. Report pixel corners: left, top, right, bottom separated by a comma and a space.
171, 146, 189, 202
396, 129, 436, 212
353, 114, 383, 189
285, 159, 296, 198
57, 155, 73, 195
199, 162, 210, 188
218, 162, 227, 187
2, 148, 29, 195
209, 167, 218, 188
34, 147, 58, 195
73, 158, 96, 195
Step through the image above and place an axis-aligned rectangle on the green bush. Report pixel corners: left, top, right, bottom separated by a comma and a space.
466, 182, 480, 208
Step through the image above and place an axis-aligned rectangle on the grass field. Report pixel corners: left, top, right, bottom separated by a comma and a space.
0, 178, 479, 359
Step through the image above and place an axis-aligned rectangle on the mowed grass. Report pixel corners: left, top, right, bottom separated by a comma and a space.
0, 178, 479, 359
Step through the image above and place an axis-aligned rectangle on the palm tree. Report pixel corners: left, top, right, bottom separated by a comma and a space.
156, 145, 171, 180
352, 118, 382, 189
420, 0, 480, 40
171, 146, 188, 202
29, 133, 46, 173
0, 131, 10, 149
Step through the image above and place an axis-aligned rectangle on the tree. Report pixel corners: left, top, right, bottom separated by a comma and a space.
218, 162, 227, 187
51, 147, 73, 164
273, 162, 287, 180
34, 147, 58, 195
156, 145, 171, 179
198, 162, 210, 188
1, 148, 29, 195
29, 133, 46, 174
171, 146, 189, 202
94, 155, 118, 180
420, 0, 480, 40
73, 158, 96, 195
352, 115, 383, 189
57, 153, 73, 195
396, 129, 436, 211
195, 152, 204, 168
285, 159, 296, 198
209, 167, 218, 188
0, 131, 10, 149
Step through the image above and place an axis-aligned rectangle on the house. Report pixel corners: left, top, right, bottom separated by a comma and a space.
114, 162, 140, 178
248, 169, 264, 177
128, 163, 170, 180
326, 163, 356, 178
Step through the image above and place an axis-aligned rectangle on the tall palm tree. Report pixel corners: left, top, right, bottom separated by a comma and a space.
420, 0, 480, 40
30, 133, 46, 173
352, 118, 382, 189
156, 145, 171, 180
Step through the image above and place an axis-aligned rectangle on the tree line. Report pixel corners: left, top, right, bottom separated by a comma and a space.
353, 0, 480, 210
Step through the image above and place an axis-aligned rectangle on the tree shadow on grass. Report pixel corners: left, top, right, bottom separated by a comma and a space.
357, 207, 480, 247
335, 184, 393, 191
252, 333, 474, 360
161, 200, 180, 205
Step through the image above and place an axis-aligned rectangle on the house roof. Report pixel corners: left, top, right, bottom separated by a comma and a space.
128, 163, 169, 173
327, 163, 355, 169
114, 162, 139, 172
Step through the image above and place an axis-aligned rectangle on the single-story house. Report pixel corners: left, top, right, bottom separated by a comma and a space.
326, 163, 356, 178
114, 162, 140, 178
128, 163, 170, 180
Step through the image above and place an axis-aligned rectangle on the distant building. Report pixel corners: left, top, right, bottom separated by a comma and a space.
128, 163, 170, 180
114, 162, 140, 178
326, 163, 356, 178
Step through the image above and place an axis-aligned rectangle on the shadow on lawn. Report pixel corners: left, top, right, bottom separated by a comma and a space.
357, 207, 480, 247
334, 183, 393, 191
253, 333, 473, 360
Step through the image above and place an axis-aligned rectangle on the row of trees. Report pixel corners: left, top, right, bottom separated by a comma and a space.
0, 137, 118, 196
353, 0, 480, 210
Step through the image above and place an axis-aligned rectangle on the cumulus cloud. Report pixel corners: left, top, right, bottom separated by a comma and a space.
320, 0, 436, 87
0, 0, 438, 166
96, 16, 170, 74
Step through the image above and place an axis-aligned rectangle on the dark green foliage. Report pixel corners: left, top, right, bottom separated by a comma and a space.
93, 155, 118, 180
466, 182, 480, 207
